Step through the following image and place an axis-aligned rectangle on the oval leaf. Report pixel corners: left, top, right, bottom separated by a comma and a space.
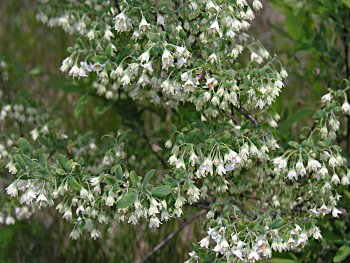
142, 169, 155, 187
151, 185, 172, 197
18, 137, 31, 156
268, 216, 285, 230
334, 246, 350, 263
115, 192, 137, 209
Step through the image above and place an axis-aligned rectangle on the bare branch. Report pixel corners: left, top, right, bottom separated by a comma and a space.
142, 132, 169, 169
233, 106, 259, 127
137, 210, 206, 263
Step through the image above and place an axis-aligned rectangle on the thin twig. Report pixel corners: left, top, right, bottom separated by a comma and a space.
233, 106, 259, 127
142, 132, 169, 169
231, 198, 252, 217
137, 210, 206, 263
114, 0, 121, 13
224, 111, 238, 125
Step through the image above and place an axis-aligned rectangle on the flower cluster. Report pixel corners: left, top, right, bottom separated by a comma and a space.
1, 0, 349, 262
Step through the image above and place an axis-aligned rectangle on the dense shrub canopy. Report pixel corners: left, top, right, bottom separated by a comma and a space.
1, 0, 350, 262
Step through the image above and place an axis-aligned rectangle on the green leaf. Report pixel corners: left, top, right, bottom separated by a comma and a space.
115, 192, 137, 209
341, 0, 350, 8
111, 164, 123, 178
18, 137, 31, 156
288, 141, 299, 149
285, 13, 303, 40
74, 94, 88, 119
92, 55, 107, 64
151, 185, 172, 197
130, 171, 139, 188
279, 108, 313, 135
58, 154, 71, 172
37, 150, 47, 166
146, 32, 160, 42
105, 176, 116, 187
334, 246, 350, 262
95, 103, 112, 116
67, 177, 81, 191
13, 154, 26, 170
142, 169, 155, 187
269, 216, 285, 229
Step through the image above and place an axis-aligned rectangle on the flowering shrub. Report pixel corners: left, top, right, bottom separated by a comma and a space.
1, 0, 350, 262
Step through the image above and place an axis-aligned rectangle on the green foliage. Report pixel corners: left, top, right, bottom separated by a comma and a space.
1, 0, 350, 262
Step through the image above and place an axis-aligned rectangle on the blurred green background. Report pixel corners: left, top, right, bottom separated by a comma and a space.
1, 0, 350, 262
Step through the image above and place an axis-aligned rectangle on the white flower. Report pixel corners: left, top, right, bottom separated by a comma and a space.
251, 52, 263, 64
91, 63, 104, 72
208, 53, 218, 64
248, 250, 260, 261
342, 101, 350, 115
232, 249, 243, 260
246, 8, 255, 20
331, 173, 340, 184
104, 29, 114, 41
311, 227, 322, 239
6, 161, 17, 175
157, 14, 165, 25
121, 74, 131, 86
90, 229, 101, 240
213, 238, 230, 254
114, 12, 132, 32
307, 158, 321, 172
206, 1, 220, 11
139, 16, 151, 32
287, 237, 296, 249
206, 78, 218, 89
216, 163, 226, 175
341, 176, 350, 185
271, 240, 286, 252
287, 169, 297, 180
106, 195, 115, 206
176, 46, 189, 58
30, 128, 39, 141
5, 216, 15, 225
37, 193, 48, 204
321, 93, 332, 104
162, 49, 174, 71
189, 152, 198, 166
60, 57, 73, 72
329, 156, 338, 167
297, 232, 308, 248
237, 0, 247, 8
273, 157, 287, 170
6, 183, 18, 197
87, 30, 95, 41
319, 204, 331, 216
295, 161, 306, 176
332, 207, 342, 218
139, 50, 150, 63
208, 20, 222, 36
149, 216, 161, 228
63, 209, 72, 221
183, 79, 195, 92
319, 166, 328, 177
199, 236, 210, 248
253, 0, 263, 10
70, 229, 80, 240
168, 155, 177, 165
80, 188, 89, 199
90, 176, 100, 186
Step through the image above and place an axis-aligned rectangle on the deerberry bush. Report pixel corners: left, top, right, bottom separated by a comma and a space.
1, 0, 350, 262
